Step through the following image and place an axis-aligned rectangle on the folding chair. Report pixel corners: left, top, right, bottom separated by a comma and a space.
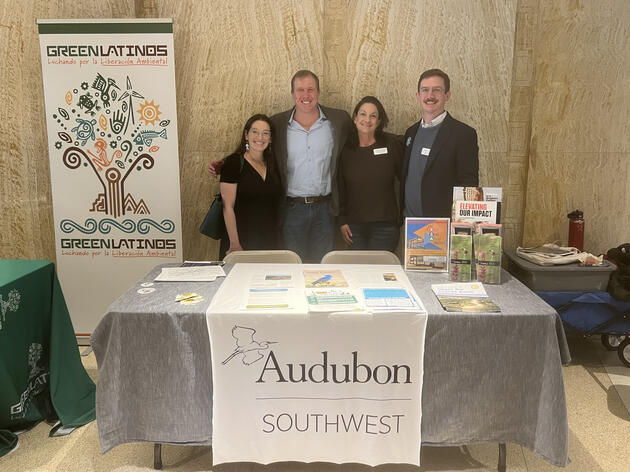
223, 250, 302, 264
320, 250, 400, 265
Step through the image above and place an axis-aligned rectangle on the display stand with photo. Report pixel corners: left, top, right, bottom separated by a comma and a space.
404, 218, 450, 272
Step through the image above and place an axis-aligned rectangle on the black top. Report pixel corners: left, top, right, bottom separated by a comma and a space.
337, 133, 403, 226
220, 153, 282, 251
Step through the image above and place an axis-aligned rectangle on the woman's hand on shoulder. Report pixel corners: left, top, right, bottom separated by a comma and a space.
340, 224, 353, 245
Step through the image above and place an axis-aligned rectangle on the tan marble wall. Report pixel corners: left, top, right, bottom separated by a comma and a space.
0, 1, 136, 260
1, 0, 519, 261
523, 0, 630, 255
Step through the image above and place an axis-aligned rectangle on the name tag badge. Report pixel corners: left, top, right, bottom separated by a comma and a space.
373, 147, 388, 156
421, 147, 431, 156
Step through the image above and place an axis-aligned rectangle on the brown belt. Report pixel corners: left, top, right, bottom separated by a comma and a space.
286, 195, 330, 204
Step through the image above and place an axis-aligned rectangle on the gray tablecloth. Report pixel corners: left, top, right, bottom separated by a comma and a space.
92, 266, 570, 467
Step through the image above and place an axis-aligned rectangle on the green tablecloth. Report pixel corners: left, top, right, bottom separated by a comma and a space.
0, 260, 95, 457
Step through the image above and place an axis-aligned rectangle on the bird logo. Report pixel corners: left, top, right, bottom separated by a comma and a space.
310, 274, 332, 285
222, 326, 277, 366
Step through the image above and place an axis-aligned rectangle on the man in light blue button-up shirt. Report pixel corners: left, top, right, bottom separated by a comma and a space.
271, 70, 352, 263
208, 70, 352, 262
286, 108, 334, 198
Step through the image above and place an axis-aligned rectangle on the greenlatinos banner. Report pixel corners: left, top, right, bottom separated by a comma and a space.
38, 19, 182, 334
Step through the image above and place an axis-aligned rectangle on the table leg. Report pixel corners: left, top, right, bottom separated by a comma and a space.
154, 443, 162, 470
498, 443, 506, 472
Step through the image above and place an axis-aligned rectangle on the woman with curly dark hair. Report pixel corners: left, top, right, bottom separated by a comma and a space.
219, 114, 282, 257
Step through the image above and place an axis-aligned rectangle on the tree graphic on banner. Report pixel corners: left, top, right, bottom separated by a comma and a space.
52, 74, 175, 233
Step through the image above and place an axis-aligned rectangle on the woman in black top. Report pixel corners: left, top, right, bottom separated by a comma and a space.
219, 114, 282, 257
337, 96, 403, 252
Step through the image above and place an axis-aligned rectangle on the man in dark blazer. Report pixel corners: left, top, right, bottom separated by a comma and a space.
401, 69, 479, 219
270, 70, 352, 263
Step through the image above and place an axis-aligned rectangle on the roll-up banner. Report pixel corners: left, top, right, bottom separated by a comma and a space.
37, 19, 182, 336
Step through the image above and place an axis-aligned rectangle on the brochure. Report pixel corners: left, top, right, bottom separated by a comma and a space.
154, 265, 226, 282
474, 233, 502, 284
303, 270, 349, 287
245, 288, 291, 309
181, 260, 225, 267
431, 282, 500, 313
450, 222, 473, 282
306, 288, 361, 312
451, 186, 502, 225
362, 288, 422, 312
249, 272, 295, 289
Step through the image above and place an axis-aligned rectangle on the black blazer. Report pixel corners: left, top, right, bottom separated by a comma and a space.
400, 112, 479, 218
271, 105, 352, 216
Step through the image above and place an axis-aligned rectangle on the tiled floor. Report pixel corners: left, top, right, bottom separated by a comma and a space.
2, 334, 630, 471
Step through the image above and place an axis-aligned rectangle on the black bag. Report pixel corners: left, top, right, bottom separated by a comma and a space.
199, 194, 225, 239
199, 155, 244, 240
607, 243, 630, 301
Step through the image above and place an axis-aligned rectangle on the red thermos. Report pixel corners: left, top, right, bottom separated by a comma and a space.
567, 210, 584, 251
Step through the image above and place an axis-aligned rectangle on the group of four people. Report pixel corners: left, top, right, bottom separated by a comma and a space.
209, 68, 479, 263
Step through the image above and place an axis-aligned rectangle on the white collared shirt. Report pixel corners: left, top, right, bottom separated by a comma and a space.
421, 110, 447, 128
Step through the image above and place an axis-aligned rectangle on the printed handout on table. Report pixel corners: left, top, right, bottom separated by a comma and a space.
244, 288, 292, 310
154, 265, 225, 282
363, 288, 422, 312
303, 270, 348, 288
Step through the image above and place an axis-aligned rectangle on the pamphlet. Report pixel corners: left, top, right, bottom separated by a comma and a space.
245, 288, 291, 309
431, 282, 500, 313
181, 260, 225, 267
450, 222, 473, 282
363, 288, 422, 312
303, 270, 348, 287
249, 272, 295, 288
154, 265, 226, 282
473, 233, 502, 284
306, 288, 361, 312
451, 186, 502, 225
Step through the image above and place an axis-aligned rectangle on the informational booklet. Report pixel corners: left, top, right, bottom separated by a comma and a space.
431, 282, 501, 313
474, 233, 502, 284
181, 260, 225, 267
303, 270, 349, 287
305, 288, 361, 312
450, 223, 473, 282
452, 200, 498, 225
249, 272, 295, 289
154, 265, 226, 282
362, 288, 422, 312
451, 186, 502, 225
245, 288, 292, 309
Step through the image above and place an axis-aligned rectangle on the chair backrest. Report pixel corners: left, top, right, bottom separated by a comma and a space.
320, 250, 401, 265
223, 250, 302, 264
